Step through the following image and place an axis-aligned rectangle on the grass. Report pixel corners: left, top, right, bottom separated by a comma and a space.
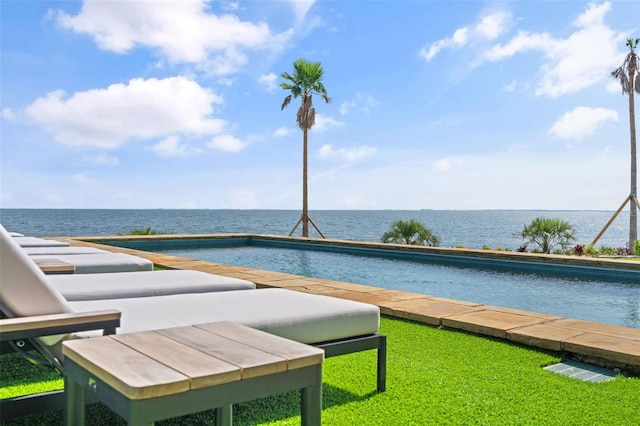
2, 316, 639, 425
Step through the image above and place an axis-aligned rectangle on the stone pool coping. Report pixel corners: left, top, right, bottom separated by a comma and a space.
56, 234, 640, 375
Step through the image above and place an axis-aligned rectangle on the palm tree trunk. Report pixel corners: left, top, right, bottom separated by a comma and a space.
302, 128, 309, 237
629, 82, 637, 253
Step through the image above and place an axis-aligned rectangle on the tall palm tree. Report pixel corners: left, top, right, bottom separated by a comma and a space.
280, 59, 331, 238
611, 38, 640, 253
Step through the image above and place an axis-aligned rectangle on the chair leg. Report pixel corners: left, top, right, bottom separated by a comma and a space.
377, 334, 387, 393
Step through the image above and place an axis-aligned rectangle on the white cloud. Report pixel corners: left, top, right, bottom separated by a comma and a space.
152, 136, 202, 158
419, 10, 512, 61
84, 153, 119, 166
72, 172, 95, 184
485, 1, 623, 97
221, 1, 241, 12
311, 114, 343, 133
485, 31, 553, 60
273, 127, 291, 137
1, 107, 16, 122
503, 80, 517, 93
24, 76, 226, 149
339, 100, 356, 116
197, 47, 248, 76
207, 134, 246, 152
339, 92, 379, 116
258, 73, 278, 92
548, 106, 618, 140
287, 0, 316, 23
607, 79, 625, 94
54, 0, 292, 74
475, 10, 512, 40
435, 157, 466, 172
217, 77, 235, 87
317, 144, 377, 162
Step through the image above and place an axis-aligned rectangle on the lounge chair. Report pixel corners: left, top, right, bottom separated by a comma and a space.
13, 236, 70, 248
0, 225, 386, 420
28, 253, 153, 273
49, 269, 256, 301
8, 232, 24, 237
23, 246, 109, 256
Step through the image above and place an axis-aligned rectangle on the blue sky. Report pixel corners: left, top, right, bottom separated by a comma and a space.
1, 0, 638, 210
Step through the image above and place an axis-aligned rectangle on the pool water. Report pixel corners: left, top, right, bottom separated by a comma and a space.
158, 245, 640, 329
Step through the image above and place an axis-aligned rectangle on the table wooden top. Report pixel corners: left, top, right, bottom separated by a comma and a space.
33, 258, 76, 274
62, 321, 324, 400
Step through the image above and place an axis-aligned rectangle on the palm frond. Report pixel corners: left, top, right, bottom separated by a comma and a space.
611, 67, 630, 94
281, 95, 292, 110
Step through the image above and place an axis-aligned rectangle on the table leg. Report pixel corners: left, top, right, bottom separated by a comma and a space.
64, 376, 85, 426
301, 366, 322, 426
215, 405, 232, 426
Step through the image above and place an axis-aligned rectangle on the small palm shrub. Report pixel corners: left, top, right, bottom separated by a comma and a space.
381, 219, 440, 247
515, 217, 576, 254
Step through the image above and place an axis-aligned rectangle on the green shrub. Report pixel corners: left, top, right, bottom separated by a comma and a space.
635, 240, 640, 255
119, 227, 161, 236
481, 245, 491, 250
599, 246, 617, 256
585, 245, 599, 256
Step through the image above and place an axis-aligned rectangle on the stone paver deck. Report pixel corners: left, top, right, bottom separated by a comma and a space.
59, 236, 640, 375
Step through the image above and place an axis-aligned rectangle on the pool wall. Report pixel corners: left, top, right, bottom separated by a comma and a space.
96, 233, 640, 282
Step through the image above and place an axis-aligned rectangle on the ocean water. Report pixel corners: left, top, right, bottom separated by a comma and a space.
0, 208, 632, 250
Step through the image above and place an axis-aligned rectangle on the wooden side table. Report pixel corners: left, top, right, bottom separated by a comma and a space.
62, 321, 324, 425
33, 258, 75, 274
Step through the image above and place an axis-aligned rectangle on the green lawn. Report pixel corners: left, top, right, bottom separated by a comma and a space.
2, 316, 639, 425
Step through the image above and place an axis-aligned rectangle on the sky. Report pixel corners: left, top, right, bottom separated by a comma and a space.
1, 0, 639, 210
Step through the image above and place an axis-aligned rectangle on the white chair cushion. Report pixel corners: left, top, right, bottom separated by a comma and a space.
29, 253, 153, 274
23, 247, 108, 256
50, 270, 255, 301
13, 237, 70, 248
69, 288, 380, 344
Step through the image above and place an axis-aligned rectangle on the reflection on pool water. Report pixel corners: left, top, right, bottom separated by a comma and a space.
153, 243, 640, 329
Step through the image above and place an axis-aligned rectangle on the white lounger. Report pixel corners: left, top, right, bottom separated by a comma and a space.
49, 270, 256, 301
8, 232, 24, 237
23, 247, 108, 256
28, 253, 153, 274
0, 223, 385, 388
13, 237, 70, 248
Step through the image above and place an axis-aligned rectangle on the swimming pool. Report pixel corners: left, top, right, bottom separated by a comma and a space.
106, 236, 640, 328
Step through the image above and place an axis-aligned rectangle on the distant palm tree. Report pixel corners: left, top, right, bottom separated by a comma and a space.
517, 217, 576, 254
611, 37, 640, 253
381, 219, 441, 246
280, 59, 331, 238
